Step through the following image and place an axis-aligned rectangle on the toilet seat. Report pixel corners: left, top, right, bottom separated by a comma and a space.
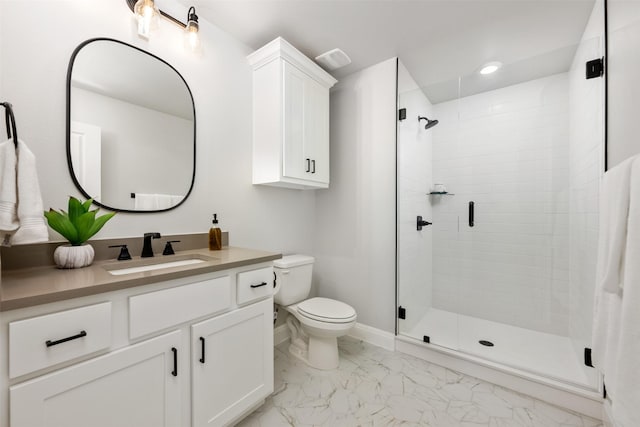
297, 297, 356, 324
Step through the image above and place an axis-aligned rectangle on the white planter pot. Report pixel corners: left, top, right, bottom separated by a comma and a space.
54, 244, 95, 269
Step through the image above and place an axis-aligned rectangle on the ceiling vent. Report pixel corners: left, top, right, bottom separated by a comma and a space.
315, 48, 351, 71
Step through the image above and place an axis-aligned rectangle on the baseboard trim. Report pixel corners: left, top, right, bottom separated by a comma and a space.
602, 397, 615, 426
395, 336, 603, 420
348, 323, 395, 351
274, 324, 290, 347
273, 322, 395, 351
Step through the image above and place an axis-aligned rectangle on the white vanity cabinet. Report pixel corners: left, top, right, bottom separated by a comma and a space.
1, 261, 276, 427
192, 298, 273, 426
248, 37, 337, 190
10, 331, 182, 427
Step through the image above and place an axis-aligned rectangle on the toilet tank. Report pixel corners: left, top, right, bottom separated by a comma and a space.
273, 255, 315, 306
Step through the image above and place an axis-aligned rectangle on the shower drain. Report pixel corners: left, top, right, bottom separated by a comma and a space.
479, 340, 494, 347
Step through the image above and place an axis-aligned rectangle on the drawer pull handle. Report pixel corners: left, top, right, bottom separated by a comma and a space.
171, 347, 178, 377
199, 337, 205, 364
45, 330, 87, 347
250, 282, 268, 288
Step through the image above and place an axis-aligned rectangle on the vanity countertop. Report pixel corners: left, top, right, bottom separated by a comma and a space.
0, 247, 281, 312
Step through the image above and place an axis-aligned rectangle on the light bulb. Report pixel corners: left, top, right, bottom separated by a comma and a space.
134, 0, 159, 39
185, 28, 200, 51
183, 7, 201, 52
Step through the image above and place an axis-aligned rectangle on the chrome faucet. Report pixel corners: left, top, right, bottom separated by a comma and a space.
141, 232, 161, 257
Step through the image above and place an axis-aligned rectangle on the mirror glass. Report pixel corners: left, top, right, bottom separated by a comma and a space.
67, 38, 195, 212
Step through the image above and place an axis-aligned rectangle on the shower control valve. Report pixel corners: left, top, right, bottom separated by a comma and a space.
417, 216, 432, 231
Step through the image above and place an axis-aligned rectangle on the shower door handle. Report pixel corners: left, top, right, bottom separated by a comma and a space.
469, 201, 474, 227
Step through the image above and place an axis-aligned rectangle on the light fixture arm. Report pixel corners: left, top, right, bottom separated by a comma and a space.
160, 9, 187, 29
125, 0, 189, 29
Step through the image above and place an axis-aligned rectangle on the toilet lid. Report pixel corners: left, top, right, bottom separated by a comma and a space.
297, 297, 356, 323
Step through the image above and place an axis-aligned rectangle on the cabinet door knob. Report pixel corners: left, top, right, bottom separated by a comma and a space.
171, 347, 178, 376
199, 337, 205, 364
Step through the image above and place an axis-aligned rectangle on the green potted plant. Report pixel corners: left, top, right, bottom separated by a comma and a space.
44, 196, 116, 268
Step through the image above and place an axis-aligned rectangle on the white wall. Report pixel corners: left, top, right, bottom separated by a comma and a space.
396, 62, 434, 333
608, 0, 640, 167
0, 0, 315, 255
313, 58, 397, 333
568, 0, 604, 384
432, 74, 571, 336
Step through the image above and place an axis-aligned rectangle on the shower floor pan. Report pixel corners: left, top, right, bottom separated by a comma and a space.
404, 307, 597, 389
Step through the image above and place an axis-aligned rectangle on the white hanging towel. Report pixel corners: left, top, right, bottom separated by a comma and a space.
134, 193, 159, 210
592, 155, 640, 427
155, 194, 173, 210
169, 194, 184, 206
11, 140, 48, 245
134, 193, 183, 210
596, 156, 634, 293
0, 139, 19, 245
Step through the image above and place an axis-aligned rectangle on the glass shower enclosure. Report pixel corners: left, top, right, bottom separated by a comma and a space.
396, 0, 604, 390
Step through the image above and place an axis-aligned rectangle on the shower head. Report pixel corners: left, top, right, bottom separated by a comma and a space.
418, 116, 439, 130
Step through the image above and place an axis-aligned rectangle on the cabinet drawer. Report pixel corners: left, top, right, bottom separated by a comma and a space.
9, 302, 112, 379
237, 267, 273, 306
130, 275, 231, 339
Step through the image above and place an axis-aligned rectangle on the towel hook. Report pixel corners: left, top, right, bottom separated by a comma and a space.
0, 102, 18, 148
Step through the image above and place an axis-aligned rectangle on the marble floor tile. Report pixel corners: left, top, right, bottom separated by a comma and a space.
236, 337, 602, 427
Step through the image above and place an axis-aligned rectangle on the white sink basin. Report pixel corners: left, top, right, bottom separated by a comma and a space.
104, 255, 214, 276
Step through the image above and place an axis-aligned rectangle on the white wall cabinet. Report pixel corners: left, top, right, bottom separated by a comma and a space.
10, 331, 182, 427
248, 37, 337, 190
1, 263, 275, 427
192, 298, 273, 426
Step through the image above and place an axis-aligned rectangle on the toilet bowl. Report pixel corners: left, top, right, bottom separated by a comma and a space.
273, 255, 356, 370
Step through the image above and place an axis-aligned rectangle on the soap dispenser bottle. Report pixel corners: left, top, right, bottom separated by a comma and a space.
209, 214, 222, 250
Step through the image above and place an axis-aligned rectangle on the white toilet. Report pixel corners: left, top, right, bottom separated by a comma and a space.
273, 255, 357, 370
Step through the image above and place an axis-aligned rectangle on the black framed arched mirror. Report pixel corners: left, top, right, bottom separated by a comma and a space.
66, 38, 196, 212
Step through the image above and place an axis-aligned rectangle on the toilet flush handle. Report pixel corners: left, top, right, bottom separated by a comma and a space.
273, 269, 289, 295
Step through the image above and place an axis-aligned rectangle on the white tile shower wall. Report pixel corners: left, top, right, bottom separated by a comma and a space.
0, 0, 315, 256
431, 74, 571, 335
568, 0, 603, 372
397, 61, 434, 333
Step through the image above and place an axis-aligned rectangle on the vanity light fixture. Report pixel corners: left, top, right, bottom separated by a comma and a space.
126, 0, 201, 51
132, 0, 160, 39
479, 61, 502, 75
184, 7, 201, 52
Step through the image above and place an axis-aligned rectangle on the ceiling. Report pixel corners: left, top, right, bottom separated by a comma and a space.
178, 0, 597, 103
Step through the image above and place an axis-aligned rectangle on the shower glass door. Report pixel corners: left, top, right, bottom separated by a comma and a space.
396, 79, 461, 352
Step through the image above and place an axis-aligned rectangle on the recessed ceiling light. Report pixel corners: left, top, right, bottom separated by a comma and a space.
479, 61, 502, 75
